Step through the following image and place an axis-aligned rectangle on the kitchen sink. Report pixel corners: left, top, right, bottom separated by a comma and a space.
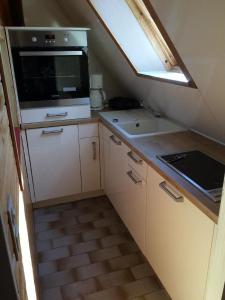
100, 109, 185, 138
116, 118, 184, 138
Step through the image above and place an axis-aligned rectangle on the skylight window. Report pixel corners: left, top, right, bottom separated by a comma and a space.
87, 0, 196, 88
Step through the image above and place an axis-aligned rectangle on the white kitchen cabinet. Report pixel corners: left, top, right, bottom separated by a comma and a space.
146, 166, 215, 300
102, 125, 128, 214
79, 123, 100, 193
79, 137, 100, 192
26, 125, 81, 202
123, 165, 147, 254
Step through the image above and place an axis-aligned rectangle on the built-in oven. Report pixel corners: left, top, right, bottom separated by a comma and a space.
7, 29, 90, 108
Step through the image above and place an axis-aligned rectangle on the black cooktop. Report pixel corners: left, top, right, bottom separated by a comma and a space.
158, 151, 225, 202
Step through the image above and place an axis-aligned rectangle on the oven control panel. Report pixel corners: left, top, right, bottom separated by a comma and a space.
8, 29, 89, 47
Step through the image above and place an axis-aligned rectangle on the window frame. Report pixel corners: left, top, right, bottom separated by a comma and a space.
87, 0, 197, 88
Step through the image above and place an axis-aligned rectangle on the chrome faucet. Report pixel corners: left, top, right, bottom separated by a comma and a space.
139, 99, 162, 118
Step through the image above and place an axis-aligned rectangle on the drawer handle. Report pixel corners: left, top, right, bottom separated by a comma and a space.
92, 141, 97, 160
46, 112, 68, 118
159, 181, 183, 202
127, 151, 143, 164
127, 170, 142, 185
110, 135, 121, 145
42, 128, 64, 135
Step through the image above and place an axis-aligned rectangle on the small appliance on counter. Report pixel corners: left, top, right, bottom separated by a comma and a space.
90, 74, 105, 110
108, 97, 141, 110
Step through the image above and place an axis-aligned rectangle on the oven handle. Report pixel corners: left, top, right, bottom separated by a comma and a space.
19, 51, 83, 57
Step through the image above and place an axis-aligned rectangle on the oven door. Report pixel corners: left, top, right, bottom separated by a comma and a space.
12, 47, 90, 108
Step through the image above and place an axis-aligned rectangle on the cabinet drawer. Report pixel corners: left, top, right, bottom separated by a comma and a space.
21, 105, 91, 124
146, 166, 214, 300
102, 124, 113, 141
127, 149, 147, 180
26, 125, 81, 201
79, 123, 99, 138
80, 137, 100, 192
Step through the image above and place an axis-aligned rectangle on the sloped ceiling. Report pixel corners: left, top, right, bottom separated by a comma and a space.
22, 0, 225, 144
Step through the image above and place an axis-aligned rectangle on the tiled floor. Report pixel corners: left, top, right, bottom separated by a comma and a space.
34, 196, 171, 300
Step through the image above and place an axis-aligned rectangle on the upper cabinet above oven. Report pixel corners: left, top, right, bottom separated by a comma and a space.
5, 28, 91, 111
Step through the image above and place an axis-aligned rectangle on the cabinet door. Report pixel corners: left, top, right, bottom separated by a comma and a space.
26, 125, 81, 202
80, 137, 100, 193
124, 165, 147, 254
107, 134, 128, 214
146, 166, 214, 300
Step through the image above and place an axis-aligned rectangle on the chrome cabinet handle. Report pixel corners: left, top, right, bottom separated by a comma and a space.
46, 112, 68, 118
110, 135, 121, 145
42, 128, 64, 135
92, 141, 97, 160
127, 170, 142, 185
127, 151, 143, 164
159, 181, 183, 202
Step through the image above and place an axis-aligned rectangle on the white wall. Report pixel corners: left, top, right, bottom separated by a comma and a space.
22, 0, 225, 143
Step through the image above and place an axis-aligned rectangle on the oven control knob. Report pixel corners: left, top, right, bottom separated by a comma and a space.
32, 36, 37, 43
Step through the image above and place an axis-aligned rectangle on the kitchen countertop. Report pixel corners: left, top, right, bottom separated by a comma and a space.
21, 108, 225, 223
100, 118, 225, 224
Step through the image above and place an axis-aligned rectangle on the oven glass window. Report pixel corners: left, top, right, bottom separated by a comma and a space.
13, 48, 89, 102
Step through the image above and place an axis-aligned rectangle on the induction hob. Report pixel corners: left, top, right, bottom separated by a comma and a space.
158, 150, 225, 202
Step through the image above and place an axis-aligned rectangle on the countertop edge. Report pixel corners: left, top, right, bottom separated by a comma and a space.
100, 118, 220, 224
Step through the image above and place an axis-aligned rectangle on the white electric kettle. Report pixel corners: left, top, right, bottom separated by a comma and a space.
90, 74, 106, 110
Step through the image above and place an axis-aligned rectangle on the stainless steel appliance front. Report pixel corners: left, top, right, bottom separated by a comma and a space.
7, 28, 90, 108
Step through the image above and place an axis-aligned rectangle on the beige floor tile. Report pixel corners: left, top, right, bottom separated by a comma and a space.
42, 287, 63, 300
122, 277, 160, 299
36, 213, 60, 223
37, 228, 64, 241
52, 234, 81, 248
100, 234, 130, 248
58, 253, 91, 271
84, 287, 125, 300
93, 217, 120, 229
97, 269, 134, 289
39, 246, 70, 263
38, 261, 58, 276
109, 253, 143, 271
90, 246, 121, 263
119, 241, 140, 255
70, 240, 100, 255
78, 212, 102, 224
62, 278, 98, 299
131, 263, 155, 279
64, 223, 94, 235
36, 239, 52, 252
144, 290, 171, 300
35, 222, 51, 233
82, 228, 109, 242
75, 262, 109, 281
41, 270, 75, 289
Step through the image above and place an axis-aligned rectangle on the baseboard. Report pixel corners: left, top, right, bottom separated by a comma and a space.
32, 190, 105, 209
